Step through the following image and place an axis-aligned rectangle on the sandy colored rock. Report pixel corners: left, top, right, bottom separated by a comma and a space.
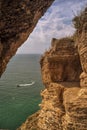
40, 38, 82, 83
17, 36, 86, 130
63, 87, 87, 130
73, 7, 87, 87
17, 25, 87, 129
1, 5, 86, 130
37, 83, 64, 130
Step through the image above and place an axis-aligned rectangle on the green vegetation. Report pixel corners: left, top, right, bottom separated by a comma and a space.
73, 7, 87, 32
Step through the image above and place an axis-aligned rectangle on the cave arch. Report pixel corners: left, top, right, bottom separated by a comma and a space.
0, 0, 55, 76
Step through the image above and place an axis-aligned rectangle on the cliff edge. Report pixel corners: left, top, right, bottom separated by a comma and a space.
17, 7, 87, 130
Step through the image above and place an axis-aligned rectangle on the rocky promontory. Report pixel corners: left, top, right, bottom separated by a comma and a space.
18, 37, 87, 130
17, 7, 87, 130
40, 38, 82, 83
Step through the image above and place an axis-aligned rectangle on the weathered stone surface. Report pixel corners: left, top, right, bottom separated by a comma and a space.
0, 0, 54, 76
17, 37, 86, 130
40, 38, 82, 83
37, 83, 64, 130
36, 38, 86, 130
1, 4, 86, 130
73, 7, 87, 87
63, 87, 87, 130
40, 18, 87, 128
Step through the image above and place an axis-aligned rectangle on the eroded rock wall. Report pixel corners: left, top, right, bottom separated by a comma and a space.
0, 0, 54, 76
40, 38, 82, 83
63, 87, 87, 130
38, 8, 87, 129
37, 38, 86, 130
1, 4, 87, 130
73, 7, 87, 87
38, 83, 65, 130
17, 37, 87, 130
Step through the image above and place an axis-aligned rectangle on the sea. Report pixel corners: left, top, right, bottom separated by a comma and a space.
0, 54, 44, 130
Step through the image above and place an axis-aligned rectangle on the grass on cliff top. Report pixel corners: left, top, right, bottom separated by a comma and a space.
73, 7, 87, 32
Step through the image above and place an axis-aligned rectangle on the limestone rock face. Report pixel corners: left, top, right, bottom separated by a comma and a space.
0, 0, 54, 76
36, 38, 86, 130
4, 6, 87, 130
73, 7, 87, 87
40, 38, 82, 83
17, 37, 87, 130
63, 87, 87, 130
38, 83, 65, 130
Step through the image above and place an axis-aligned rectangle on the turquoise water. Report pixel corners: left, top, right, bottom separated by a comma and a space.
0, 54, 44, 130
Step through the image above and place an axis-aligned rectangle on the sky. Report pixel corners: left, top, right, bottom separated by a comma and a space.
17, 0, 87, 54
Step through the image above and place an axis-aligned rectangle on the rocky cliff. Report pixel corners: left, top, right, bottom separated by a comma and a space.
37, 38, 86, 130
17, 7, 87, 130
0, 0, 54, 76
73, 7, 87, 88
40, 38, 82, 83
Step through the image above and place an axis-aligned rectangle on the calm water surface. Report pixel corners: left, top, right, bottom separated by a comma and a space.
0, 54, 44, 130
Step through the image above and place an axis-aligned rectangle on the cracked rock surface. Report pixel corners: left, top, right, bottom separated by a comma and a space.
0, 0, 54, 76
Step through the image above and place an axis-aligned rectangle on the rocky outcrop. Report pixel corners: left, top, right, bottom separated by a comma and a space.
1, 4, 86, 130
18, 37, 87, 130
73, 7, 87, 87
38, 83, 65, 130
63, 87, 87, 130
40, 38, 82, 83
37, 38, 86, 130
37, 8, 87, 130
17, 8, 87, 129
0, 0, 54, 76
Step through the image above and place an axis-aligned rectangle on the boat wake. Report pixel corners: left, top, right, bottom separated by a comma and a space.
17, 81, 35, 87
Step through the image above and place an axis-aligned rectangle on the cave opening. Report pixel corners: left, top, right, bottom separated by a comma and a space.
0, 0, 86, 130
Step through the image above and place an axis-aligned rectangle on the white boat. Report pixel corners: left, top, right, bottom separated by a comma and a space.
17, 81, 35, 87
